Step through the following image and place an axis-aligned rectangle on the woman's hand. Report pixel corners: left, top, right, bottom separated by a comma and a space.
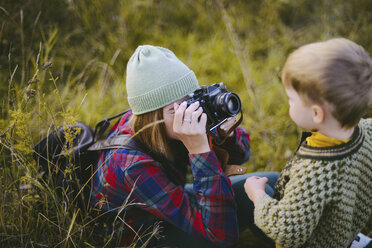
218, 115, 240, 137
244, 176, 268, 205
173, 101, 210, 154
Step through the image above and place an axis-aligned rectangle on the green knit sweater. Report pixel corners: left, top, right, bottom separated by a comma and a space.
255, 118, 372, 248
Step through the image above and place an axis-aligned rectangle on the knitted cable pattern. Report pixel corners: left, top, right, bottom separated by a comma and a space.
254, 118, 372, 248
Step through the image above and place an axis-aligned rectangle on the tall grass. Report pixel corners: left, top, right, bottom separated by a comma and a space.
1, 0, 371, 247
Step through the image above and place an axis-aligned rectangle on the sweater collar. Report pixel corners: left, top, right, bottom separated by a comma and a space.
296, 125, 365, 161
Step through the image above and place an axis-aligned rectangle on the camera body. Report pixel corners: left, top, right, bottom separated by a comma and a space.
186, 83, 241, 133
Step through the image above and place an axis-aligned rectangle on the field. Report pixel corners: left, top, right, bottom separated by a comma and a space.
1, 0, 371, 247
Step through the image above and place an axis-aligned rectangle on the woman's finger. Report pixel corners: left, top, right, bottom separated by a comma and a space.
183, 102, 199, 125
174, 101, 187, 131
220, 115, 238, 130
199, 113, 207, 128
190, 107, 204, 130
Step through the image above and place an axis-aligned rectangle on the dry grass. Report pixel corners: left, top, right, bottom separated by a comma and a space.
0, 0, 371, 247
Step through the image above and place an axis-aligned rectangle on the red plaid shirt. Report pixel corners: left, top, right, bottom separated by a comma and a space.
92, 111, 250, 246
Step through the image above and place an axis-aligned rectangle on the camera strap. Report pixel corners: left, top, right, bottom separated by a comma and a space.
212, 136, 247, 177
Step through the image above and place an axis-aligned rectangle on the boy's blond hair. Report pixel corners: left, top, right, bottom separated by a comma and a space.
282, 38, 372, 128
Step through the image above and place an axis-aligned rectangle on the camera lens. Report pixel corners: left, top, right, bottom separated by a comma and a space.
214, 92, 241, 117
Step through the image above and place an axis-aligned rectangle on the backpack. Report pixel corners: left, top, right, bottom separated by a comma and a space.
33, 110, 132, 211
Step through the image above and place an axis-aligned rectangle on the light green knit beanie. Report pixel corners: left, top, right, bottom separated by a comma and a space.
126, 45, 199, 115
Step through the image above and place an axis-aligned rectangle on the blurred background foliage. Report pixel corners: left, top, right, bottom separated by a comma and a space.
1, 0, 371, 247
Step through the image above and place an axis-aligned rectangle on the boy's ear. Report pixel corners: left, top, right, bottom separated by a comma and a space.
312, 104, 325, 124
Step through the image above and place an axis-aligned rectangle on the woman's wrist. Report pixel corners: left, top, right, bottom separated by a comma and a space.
187, 144, 211, 154
185, 137, 211, 154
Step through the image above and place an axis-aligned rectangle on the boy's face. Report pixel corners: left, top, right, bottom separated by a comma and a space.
284, 86, 316, 130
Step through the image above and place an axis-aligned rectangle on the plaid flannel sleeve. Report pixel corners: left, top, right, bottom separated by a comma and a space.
124, 150, 239, 246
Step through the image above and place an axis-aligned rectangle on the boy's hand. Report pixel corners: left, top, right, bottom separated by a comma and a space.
244, 176, 268, 205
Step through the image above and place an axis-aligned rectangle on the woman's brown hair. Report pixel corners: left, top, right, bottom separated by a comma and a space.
130, 108, 173, 160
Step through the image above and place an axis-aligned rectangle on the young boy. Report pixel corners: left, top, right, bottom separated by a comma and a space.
244, 38, 372, 248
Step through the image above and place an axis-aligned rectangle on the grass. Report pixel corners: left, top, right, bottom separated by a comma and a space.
1, 0, 371, 247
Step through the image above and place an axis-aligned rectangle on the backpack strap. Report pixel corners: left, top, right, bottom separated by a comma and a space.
87, 134, 165, 164
93, 110, 131, 142
88, 134, 186, 185
87, 134, 134, 151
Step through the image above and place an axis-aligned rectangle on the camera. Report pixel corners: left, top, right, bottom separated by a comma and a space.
186, 82, 242, 133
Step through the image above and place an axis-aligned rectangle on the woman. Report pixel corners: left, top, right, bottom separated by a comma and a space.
91, 45, 278, 247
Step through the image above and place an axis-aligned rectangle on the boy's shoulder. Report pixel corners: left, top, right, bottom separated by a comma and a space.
283, 155, 324, 176
360, 118, 372, 126
359, 118, 372, 134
